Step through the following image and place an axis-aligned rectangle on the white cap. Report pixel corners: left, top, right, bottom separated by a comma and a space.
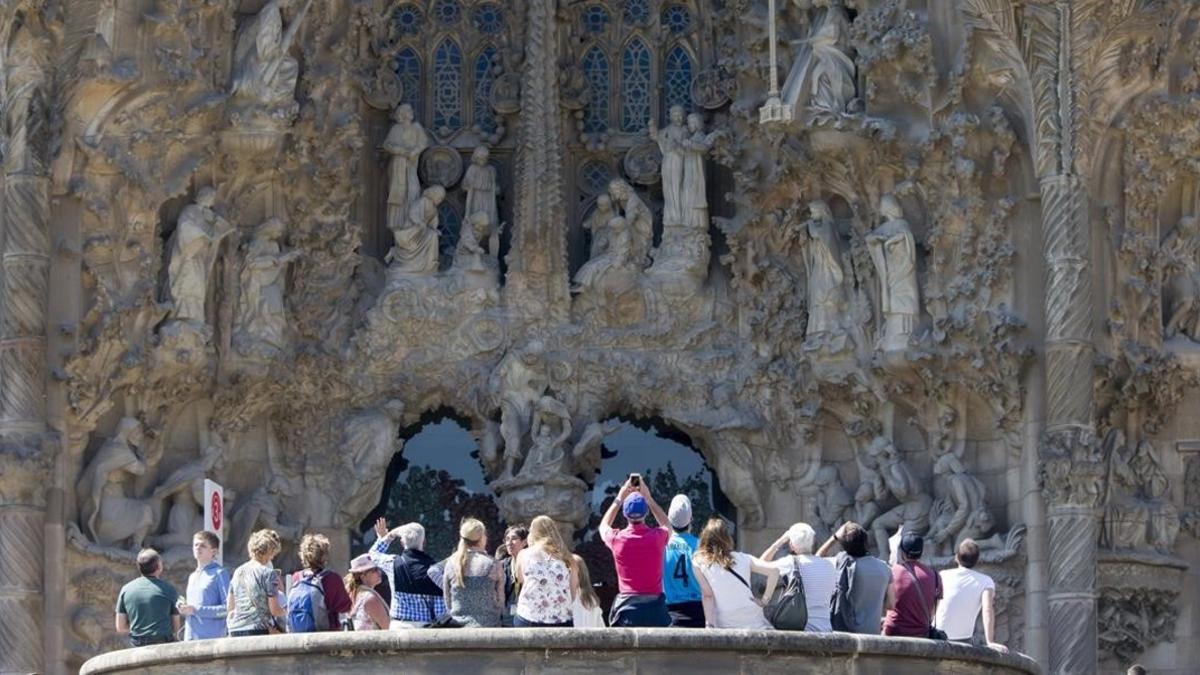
667, 495, 693, 529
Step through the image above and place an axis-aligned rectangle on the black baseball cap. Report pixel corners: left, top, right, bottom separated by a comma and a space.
899, 531, 924, 557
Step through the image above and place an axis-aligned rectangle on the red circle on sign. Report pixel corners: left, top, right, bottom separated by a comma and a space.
211, 492, 223, 532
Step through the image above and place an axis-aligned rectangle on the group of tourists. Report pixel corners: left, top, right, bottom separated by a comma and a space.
113, 476, 1007, 652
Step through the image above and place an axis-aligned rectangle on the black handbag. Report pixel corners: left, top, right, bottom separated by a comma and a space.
763, 556, 809, 631
829, 555, 857, 632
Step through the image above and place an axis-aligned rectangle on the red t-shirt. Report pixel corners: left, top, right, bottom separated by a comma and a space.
602, 523, 670, 595
882, 561, 942, 637
291, 568, 353, 630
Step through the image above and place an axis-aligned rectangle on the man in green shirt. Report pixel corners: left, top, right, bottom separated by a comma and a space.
115, 549, 182, 647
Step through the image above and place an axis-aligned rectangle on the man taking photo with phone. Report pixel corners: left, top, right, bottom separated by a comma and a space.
600, 474, 672, 627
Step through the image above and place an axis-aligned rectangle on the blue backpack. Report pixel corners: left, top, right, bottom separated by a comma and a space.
287, 569, 331, 632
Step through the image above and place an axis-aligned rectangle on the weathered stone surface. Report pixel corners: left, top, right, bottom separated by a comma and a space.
79, 629, 1041, 675
1, 1, 1199, 673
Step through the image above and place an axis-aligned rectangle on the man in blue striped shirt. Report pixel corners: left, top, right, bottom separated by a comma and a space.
180, 531, 231, 640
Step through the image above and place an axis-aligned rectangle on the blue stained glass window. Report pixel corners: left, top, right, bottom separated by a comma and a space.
623, 0, 651, 25
662, 45, 694, 118
581, 47, 610, 133
433, 39, 463, 135
473, 47, 499, 134
581, 5, 611, 35
581, 160, 612, 195
472, 3, 505, 34
433, 0, 461, 25
620, 38, 652, 132
392, 4, 424, 36
661, 5, 691, 34
437, 201, 462, 259
393, 47, 422, 116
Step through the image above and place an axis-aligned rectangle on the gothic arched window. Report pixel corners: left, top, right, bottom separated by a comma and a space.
580, 160, 614, 196
473, 47, 499, 134
432, 39, 464, 136
438, 200, 462, 258
393, 47, 422, 115
662, 45, 694, 118
620, 38, 652, 132
582, 46, 610, 134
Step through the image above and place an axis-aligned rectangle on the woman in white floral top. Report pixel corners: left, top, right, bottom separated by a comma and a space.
513, 515, 578, 626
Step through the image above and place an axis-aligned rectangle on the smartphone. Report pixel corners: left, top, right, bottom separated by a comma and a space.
629, 473, 641, 487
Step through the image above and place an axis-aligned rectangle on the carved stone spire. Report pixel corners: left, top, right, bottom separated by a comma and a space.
503, 0, 570, 325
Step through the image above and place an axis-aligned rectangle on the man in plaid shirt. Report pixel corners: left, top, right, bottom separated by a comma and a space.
369, 519, 445, 626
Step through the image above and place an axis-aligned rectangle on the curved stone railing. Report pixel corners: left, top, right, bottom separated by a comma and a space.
81, 628, 1041, 675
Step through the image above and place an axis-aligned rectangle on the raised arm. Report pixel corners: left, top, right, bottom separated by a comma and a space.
816, 523, 849, 558
641, 483, 670, 532
761, 532, 789, 562
600, 479, 635, 541
749, 557, 780, 606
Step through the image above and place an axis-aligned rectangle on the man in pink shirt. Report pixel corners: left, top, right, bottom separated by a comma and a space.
601, 476, 673, 627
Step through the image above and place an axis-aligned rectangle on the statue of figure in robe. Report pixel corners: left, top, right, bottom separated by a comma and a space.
76, 418, 157, 550
386, 186, 445, 274
384, 104, 431, 240
234, 218, 301, 357
648, 105, 689, 228
230, 0, 312, 111
807, 4, 856, 116
463, 146, 500, 257
867, 195, 919, 350
801, 200, 847, 341
1164, 216, 1200, 342
607, 179, 654, 270
573, 215, 636, 292
166, 188, 234, 325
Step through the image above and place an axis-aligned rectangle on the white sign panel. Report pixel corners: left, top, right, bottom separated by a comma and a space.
203, 479, 224, 566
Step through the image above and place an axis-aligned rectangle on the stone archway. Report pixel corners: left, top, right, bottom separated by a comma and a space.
355, 407, 504, 560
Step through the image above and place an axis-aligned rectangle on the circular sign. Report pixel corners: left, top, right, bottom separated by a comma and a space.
210, 491, 223, 532
623, 141, 662, 186
691, 68, 736, 110
363, 67, 403, 110
490, 72, 522, 114
419, 146, 464, 187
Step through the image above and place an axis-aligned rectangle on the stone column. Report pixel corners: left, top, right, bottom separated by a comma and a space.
0, 502, 45, 675
0, 173, 50, 435
1024, 2, 1103, 672
503, 0, 570, 325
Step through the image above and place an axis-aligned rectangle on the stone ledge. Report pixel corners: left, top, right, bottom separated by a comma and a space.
81, 628, 1041, 675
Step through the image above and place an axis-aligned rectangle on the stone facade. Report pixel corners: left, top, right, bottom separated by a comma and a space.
0, 1, 1199, 674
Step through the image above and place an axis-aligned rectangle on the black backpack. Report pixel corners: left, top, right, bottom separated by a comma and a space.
763, 556, 808, 631
829, 554, 857, 632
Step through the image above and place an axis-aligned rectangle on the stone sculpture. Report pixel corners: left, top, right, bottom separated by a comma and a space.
801, 200, 847, 347
463, 146, 500, 255
147, 445, 224, 554
608, 178, 654, 270
867, 195, 919, 351
517, 395, 573, 478
386, 186, 445, 274
234, 218, 301, 358
1101, 430, 1180, 554
806, 4, 856, 117
452, 212, 500, 285
75, 418, 156, 550
864, 436, 933, 558
384, 103, 430, 238
813, 465, 855, 537
490, 341, 548, 478
649, 105, 690, 229
583, 194, 616, 262
1163, 216, 1200, 342
336, 400, 406, 525
573, 215, 635, 292
227, 475, 301, 558
929, 453, 991, 556
165, 188, 234, 325
230, 0, 311, 112
681, 113, 716, 231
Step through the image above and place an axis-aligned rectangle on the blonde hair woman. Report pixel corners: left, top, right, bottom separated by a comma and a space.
513, 516, 578, 627
692, 518, 779, 629
440, 518, 504, 627
570, 553, 604, 627
344, 554, 391, 630
226, 529, 285, 636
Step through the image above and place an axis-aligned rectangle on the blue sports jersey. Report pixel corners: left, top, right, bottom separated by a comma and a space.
662, 532, 701, 604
